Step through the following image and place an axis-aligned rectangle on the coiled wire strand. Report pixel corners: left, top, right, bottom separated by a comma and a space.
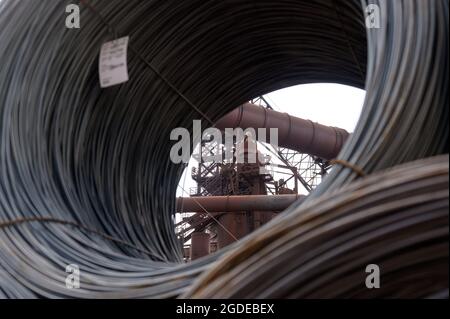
0, 0, 447, 298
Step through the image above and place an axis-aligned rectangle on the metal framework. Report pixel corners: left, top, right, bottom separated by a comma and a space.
251, 96, 331, 193
176, 96, 334, 248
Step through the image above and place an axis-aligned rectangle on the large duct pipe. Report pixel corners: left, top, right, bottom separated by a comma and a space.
215, 103, 350, 160
176, 194, 305, 213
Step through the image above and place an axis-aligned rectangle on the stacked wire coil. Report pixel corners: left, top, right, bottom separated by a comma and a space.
0, 0, 448, 298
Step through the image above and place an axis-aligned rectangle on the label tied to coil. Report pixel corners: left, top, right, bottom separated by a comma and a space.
99, 36, 129, 88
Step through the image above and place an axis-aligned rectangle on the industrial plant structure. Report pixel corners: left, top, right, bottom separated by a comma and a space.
177, 102, 349, 260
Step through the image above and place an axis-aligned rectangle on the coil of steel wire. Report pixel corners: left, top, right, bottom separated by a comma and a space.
185, 155, 449, 298
0, 0, 448, 298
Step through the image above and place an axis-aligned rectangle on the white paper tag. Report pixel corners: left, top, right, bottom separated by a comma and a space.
99, 36, 129, 88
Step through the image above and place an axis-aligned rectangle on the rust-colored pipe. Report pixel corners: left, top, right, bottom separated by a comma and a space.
215, 103, 350, 160
176, 194, 305, 213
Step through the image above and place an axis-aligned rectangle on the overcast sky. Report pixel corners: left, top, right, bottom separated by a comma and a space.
176, 83, 366, 198
264, 83, 365, 132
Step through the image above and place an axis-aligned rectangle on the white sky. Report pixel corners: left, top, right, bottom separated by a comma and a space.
265, 83, 365, 132
176, 83, 366, 199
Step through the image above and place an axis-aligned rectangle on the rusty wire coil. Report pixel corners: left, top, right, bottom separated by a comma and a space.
0, 0, 448, 298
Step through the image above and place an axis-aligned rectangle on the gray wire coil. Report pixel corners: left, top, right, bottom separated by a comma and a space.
0, 0, 448, 298
186, 155, 449, 298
